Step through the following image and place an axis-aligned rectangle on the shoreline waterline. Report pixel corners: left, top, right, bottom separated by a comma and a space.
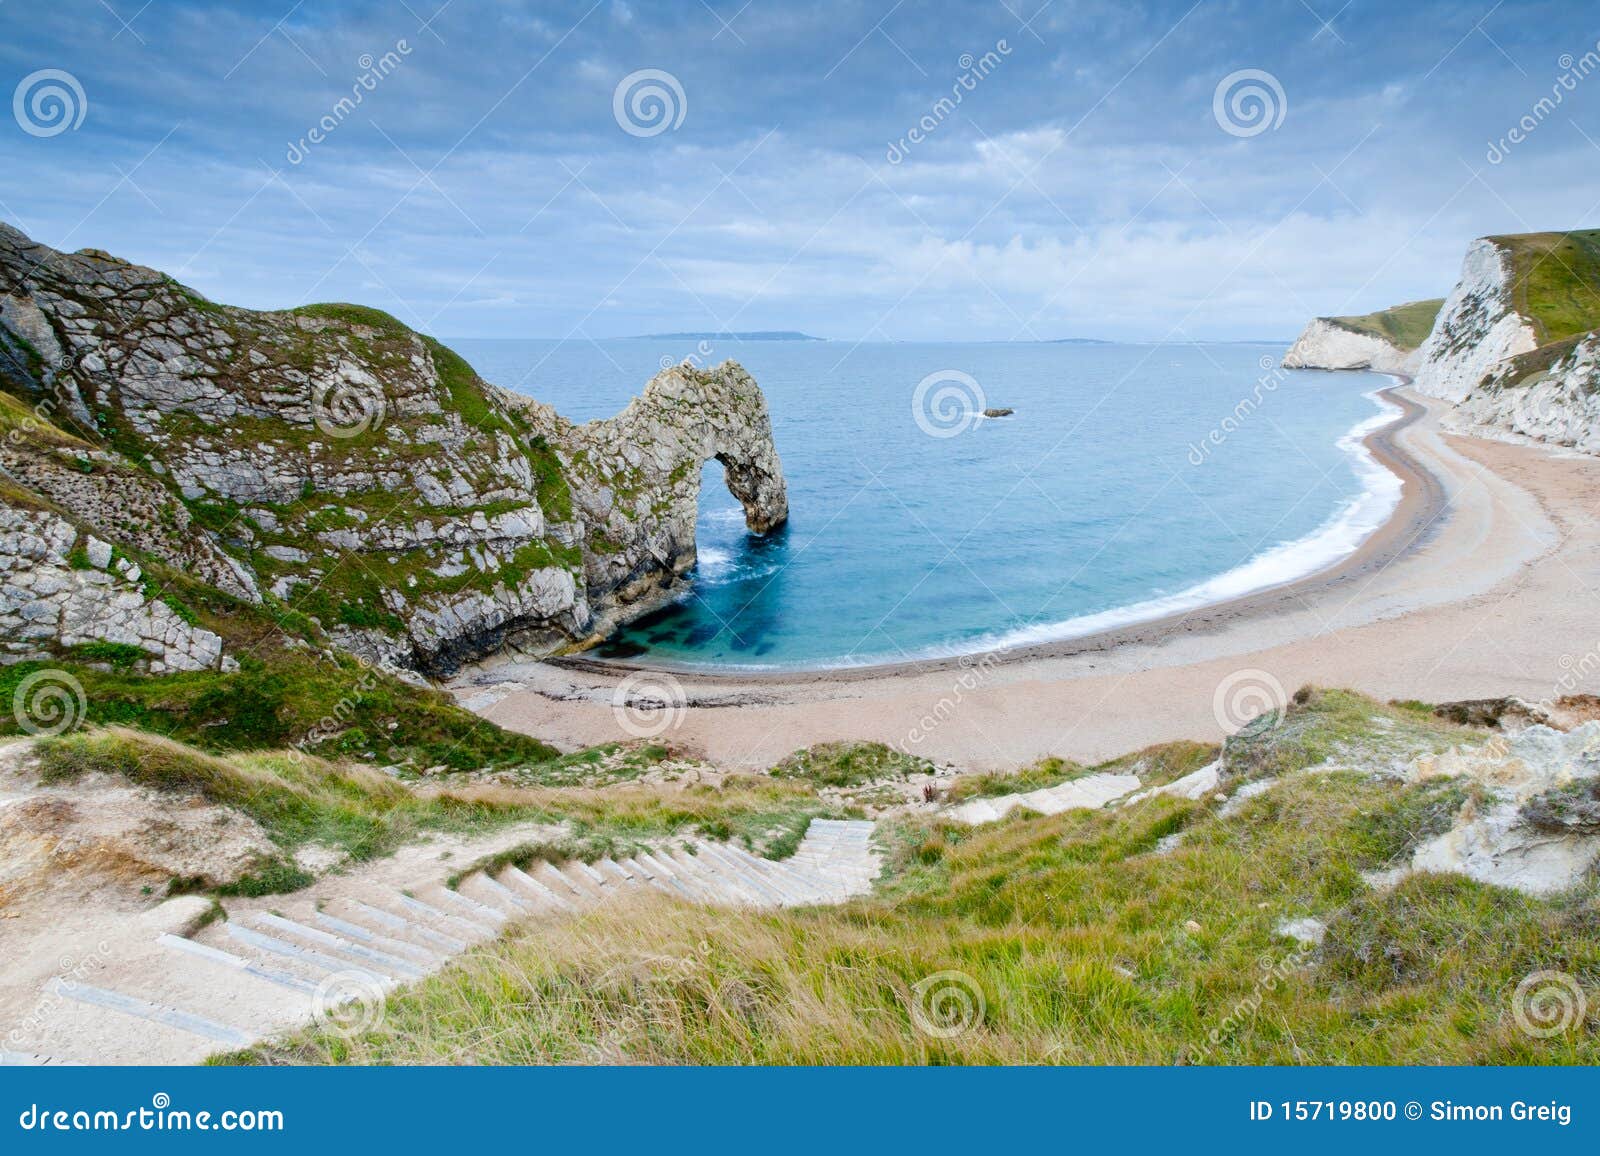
549, 380, 1436, 682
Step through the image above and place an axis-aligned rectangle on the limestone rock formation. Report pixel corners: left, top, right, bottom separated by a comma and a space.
1282, 318, 1418, 374
1284, 232, 1600, 455
1403, 723, 1600, 896
1411, 238, 1539, 402
0, 223, 787, 676
1447, 331, 1600, 454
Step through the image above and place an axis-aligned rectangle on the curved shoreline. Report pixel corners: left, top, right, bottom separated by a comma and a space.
541, 382, 1444, 689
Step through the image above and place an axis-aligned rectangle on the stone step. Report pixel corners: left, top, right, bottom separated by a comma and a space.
459, 871, 535, 916
667, 848, 757, 905
47, 978, 252, 1047
158, 933, 319, 995
252, 913, 427, 979
340, 898, 468, 953
224, 922, 392, 985
310, 911, 443, 965
0, 1051, 76, 1065
571, 860, 612, 890
420, 884, 505, 927
396, 892, 497, 940
535, 860, 590, 901
500, 865, 576, 913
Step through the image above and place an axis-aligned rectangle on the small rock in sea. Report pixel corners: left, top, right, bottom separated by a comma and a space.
983, 407, 1014, 418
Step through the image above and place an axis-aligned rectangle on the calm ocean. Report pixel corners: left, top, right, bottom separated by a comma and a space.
450, 338, 1398, 669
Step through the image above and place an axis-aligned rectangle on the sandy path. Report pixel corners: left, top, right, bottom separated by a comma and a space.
461, 391, 1599, 770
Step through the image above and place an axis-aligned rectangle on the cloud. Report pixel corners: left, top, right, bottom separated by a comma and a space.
0, 0, 1591, 341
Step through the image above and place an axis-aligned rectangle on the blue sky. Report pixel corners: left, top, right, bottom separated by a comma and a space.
3, 0, 1597, 341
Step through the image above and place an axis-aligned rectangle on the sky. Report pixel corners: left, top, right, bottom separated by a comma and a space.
2, 0, 1598, 342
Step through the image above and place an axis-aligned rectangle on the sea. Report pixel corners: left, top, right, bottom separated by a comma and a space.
449, 337, 1401, 670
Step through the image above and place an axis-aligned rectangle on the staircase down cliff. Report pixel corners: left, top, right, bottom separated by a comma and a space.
0, 223, 786, 676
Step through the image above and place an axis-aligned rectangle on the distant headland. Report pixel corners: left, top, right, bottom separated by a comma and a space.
635, 331, 826, 342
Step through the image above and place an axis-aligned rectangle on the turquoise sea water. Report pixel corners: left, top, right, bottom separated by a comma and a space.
450, 339, 1399, 670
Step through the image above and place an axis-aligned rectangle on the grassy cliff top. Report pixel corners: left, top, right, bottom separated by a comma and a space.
1325, 298, 1444, 350
1489, 228, 1600, 345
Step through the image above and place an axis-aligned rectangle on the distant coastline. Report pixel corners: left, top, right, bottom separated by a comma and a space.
634, 330, 826, 341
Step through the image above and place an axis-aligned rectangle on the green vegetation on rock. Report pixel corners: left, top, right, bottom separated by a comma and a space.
1326, 298, 1444, 350
1492, 228, 1600, 345
221, 688, 1593, 1066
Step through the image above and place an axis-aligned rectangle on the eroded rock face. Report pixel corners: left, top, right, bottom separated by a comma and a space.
0, 506, 227, 672
1412, 239, 1541, 403
1445, 331, 1600, 454
1282, 319, 1417, 374
1401, 724, 1600, 896
0, 222, 788, 675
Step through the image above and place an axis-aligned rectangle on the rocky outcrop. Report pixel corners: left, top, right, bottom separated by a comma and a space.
1411, 238, 1540, 402
0, 505, 227, 672
1285, 233, 1600, 454
1282, 318, 1417, 374
0, 223, 787, 676
1445, 331, 1600, 454
1402, 723, 1600, 896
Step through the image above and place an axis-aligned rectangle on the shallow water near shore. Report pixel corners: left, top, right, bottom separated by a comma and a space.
454, 338, 1396, 669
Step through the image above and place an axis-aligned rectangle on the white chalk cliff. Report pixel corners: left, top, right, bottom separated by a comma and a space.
1410, 238, 1539, 403
1282, 318, 1418, 374
1285, 232, 1600, 456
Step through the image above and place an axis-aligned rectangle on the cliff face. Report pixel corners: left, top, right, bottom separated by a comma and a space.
1448, 332, 1600, 454
0, 223, 786, 676
1410, 239, 1539, 403
1282, 318, 1418, 374
1284, 232, 1600, 456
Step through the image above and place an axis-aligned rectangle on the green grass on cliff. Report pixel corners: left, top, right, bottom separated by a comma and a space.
224, 689, 1597, 1066
27, 724, 844, 895
1492, 228, 1600, 345
1326, 298, 1443, 351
